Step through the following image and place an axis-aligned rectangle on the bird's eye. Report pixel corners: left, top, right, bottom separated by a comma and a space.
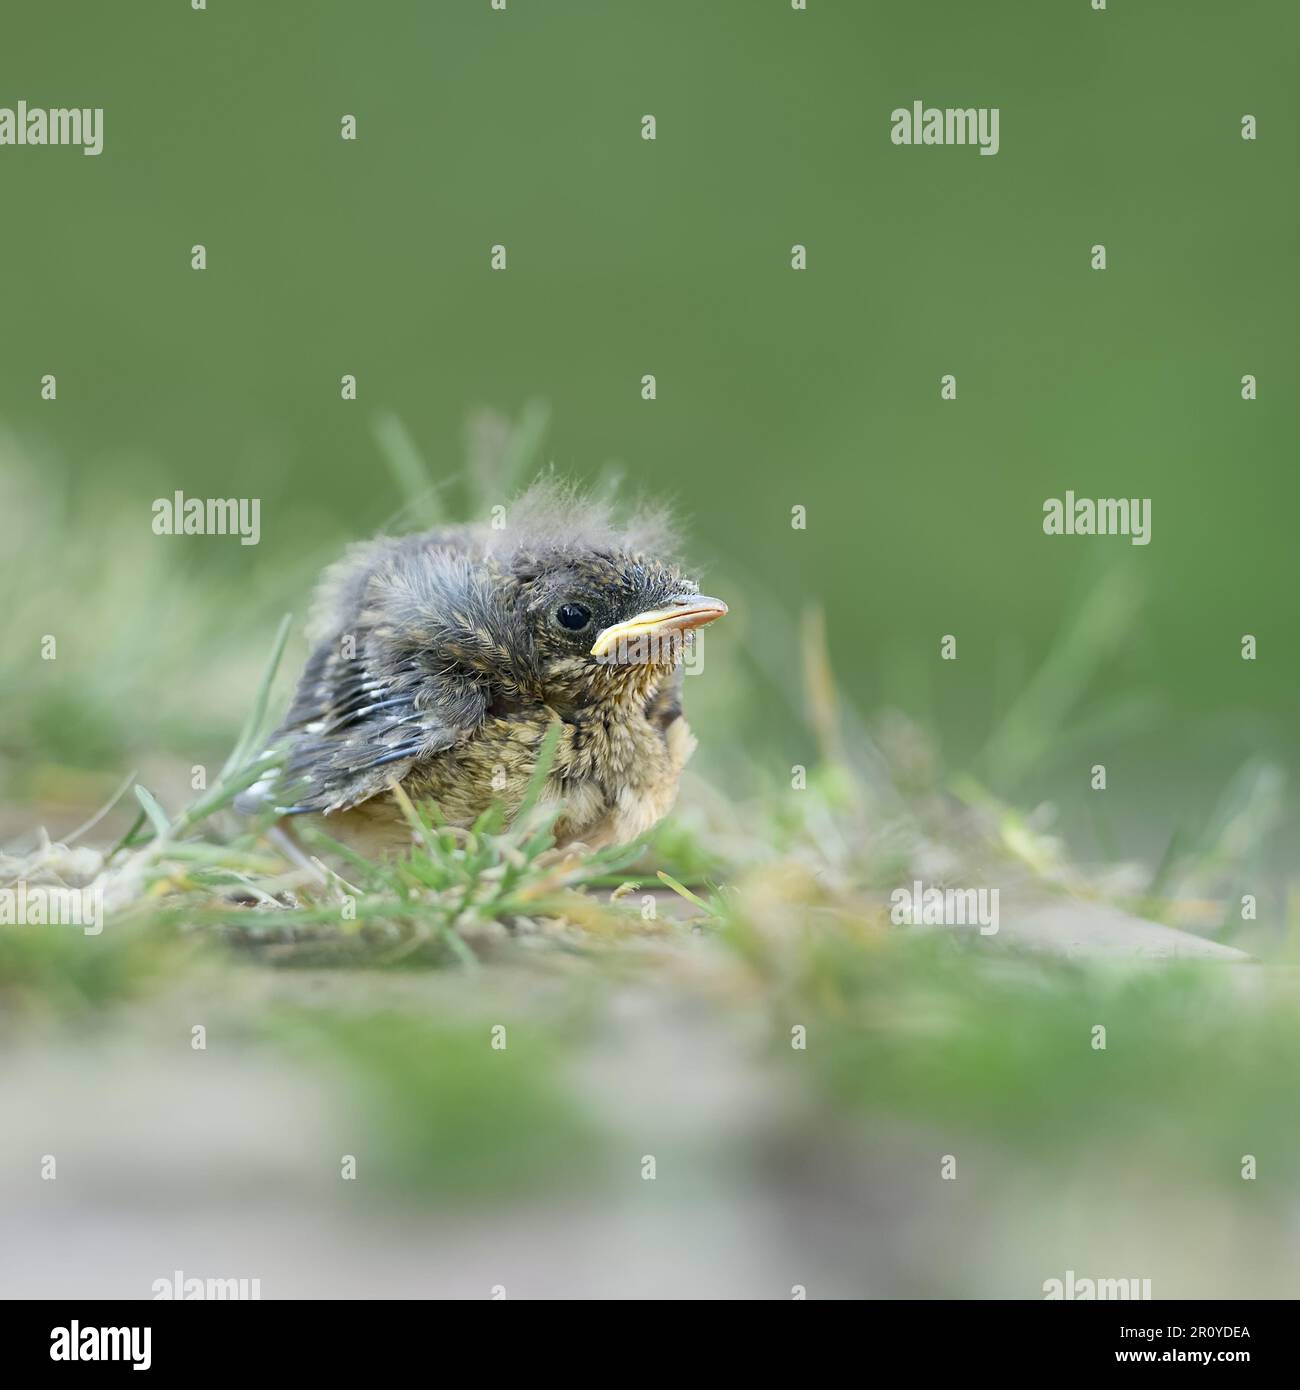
555, 602, 593, 632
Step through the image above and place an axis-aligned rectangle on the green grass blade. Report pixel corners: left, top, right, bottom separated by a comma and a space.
515, 720, 563, 825
133, 784, 173, 840
657, 870, 710, 912
373, 410, 445, 529
221, 612, 293, 781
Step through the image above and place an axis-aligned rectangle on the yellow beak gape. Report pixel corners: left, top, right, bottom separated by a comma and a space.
589, 597, 729, 659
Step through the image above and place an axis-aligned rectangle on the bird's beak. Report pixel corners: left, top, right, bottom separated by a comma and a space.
590, 596, 729, 659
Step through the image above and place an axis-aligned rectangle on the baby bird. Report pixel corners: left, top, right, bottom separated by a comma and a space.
240, 480, 727, 857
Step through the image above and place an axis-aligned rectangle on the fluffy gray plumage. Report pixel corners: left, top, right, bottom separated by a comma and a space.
240, 478, 710, 833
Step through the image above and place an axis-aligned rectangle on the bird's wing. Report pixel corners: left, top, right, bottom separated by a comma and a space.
264, 638, 485, 815
242, 530, 518, 816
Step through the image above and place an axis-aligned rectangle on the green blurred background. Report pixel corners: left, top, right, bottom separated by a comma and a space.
2, 0, 1297, 867
4, 0, 1300, 1305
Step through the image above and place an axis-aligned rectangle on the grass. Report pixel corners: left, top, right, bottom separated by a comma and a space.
3, 404, 1292, 994
3, 411, 1300, 1294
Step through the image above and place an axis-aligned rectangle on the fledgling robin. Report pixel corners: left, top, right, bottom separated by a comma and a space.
239, 480, 727, 857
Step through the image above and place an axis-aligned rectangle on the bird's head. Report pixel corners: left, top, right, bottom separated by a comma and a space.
491, 482, 728, 709
511, 549, 726, 704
